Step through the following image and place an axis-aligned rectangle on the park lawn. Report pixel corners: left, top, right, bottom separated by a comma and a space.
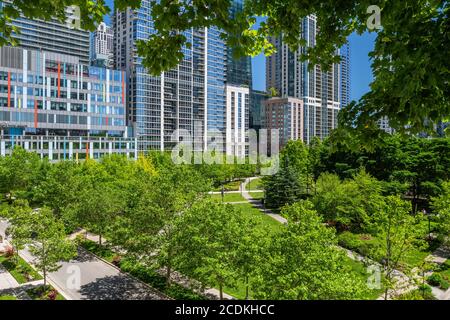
0, 255, 42, 284
342, 256, 384, 300
246, 178, 264, 191
210, 193, 246, 203
249, 192, 264, 200
337, 231, 439, 272
0, 295, 17, 300
212, 180, 242, 192
233, 203, 284, 234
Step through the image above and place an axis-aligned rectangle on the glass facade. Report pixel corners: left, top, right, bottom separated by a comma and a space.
226, 0, 253, 88
114, 1, 227, 152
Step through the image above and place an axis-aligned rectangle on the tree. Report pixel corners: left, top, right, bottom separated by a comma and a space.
371, 196, 420, 300
28, 207, 76, 286
252, 201, 366, 300
71, 160, 125, 245
3, 200, 33, 264
312, 170, 385, 233
172, 201, 246, 299
1, 1, 448, 138
0, 146, 41, 200
109, 164, 209, 287
431, 182, 450, 243
264, 140, 312, 209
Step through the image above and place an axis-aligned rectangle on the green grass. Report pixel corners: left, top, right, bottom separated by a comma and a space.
26, 285, 65, 300
249, 192, 264, 200
246, 178, 263, 191
212, 180, 242, 192
233, 203, 284, 234
0, 295, 17, 300
0, 255, 42, 284
337, 232, 439, 271
79, 239, 116, 263
209, 193, 246, 203
342, 256, 384, 300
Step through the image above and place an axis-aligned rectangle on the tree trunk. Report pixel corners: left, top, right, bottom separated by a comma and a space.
245, 275, 249, 300
99, 234, 102, 246
219, 283, 223, 300
165, 263, 172, 288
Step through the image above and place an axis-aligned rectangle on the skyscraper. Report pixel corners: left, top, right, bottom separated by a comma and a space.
340, 43, 351, 108
226, 0, 253, 89
113, 2, 230, 153
0, 2, 90, 65
90, 22, 114, 68
266, 15, 342, 144
250, 90, 269, 131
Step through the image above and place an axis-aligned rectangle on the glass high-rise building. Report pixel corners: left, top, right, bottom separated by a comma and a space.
340, 43, 351, 108
0, 2, 90, 65
226, 0, 253, 89
266, 15, 343, 144
114, 1, 230, 153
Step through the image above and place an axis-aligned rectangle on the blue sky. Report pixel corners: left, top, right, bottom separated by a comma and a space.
104, 1, 375, 102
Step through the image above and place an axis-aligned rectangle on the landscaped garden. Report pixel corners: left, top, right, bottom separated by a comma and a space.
26, 285, 65, 300
0, 253, 42, 284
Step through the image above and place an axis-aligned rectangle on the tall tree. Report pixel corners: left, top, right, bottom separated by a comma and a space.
28, 207, 76, 286
3, 200, 33, 263
252, 201, 366, 300
172, 201, 246, 299
431, 182, 450, 244
372, 196, 420, 300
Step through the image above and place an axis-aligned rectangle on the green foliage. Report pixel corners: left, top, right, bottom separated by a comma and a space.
320, 136, 450, 213
264, 140, 312, 209
27, 207, 76, 285
337, 232, 383, 257
431, 181, 450, 242
171, 201, 249, 299
313, 170, 385, 233
427, 273, 450, 290
252, 201, 367, 299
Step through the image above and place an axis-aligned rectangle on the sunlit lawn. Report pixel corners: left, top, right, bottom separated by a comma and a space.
209, 193, 246, 203
249, 192, 264, 200
246, 178, 264, 191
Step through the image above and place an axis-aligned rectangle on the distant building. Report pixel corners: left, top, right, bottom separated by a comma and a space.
0, 46, 133, 160
226, 0, 252, 89
250, 90, 269, 131
225, 85, 249, 158
266, 15, 343, 143
340, 43, 351, 108
90, 22, 114, 68
0, 2, 90, 65
113, 2, 231, 153
378, 117, 395, 134
262, 97, 304, 149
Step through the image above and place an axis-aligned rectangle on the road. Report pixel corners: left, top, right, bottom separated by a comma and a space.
0, 219, 167, 300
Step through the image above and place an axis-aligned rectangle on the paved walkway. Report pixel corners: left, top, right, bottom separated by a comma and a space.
241, 177, 288, 224
0, 220, 167, 300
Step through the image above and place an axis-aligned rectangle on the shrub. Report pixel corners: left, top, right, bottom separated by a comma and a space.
112, 255, 122, 267
4, 246, 14, 258
47, 290, 57, 300
427, 273, 443, 287
337, 232, 380, 257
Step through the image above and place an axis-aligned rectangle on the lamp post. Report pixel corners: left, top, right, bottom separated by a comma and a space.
221, 184, 225, 203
